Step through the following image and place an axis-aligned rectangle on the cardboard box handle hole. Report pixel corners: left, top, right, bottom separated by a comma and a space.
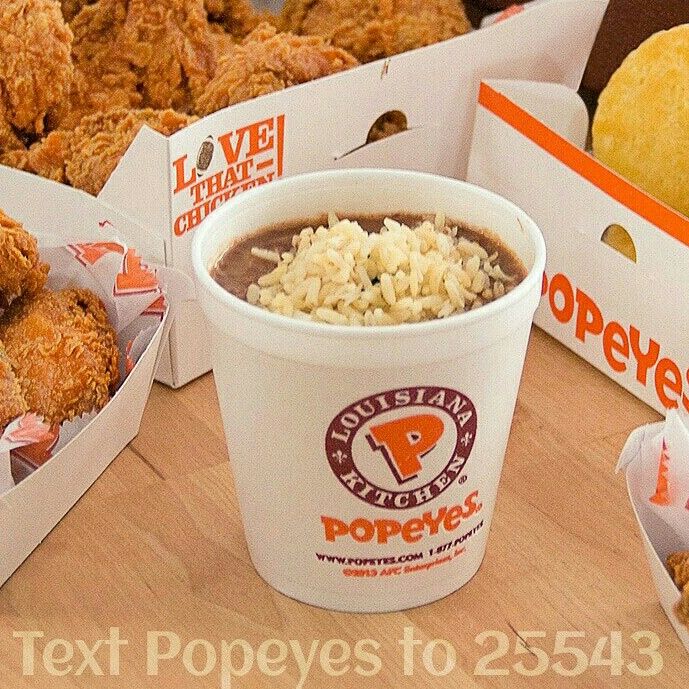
601, 224, 637, 263
366, 111, 409, 144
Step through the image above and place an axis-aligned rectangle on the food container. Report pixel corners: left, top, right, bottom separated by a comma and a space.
619, 420, 689, 653
0, 176, 193, 587
0, 0, 606, 389
467, 79, 689, 415
192, 169, 545, 611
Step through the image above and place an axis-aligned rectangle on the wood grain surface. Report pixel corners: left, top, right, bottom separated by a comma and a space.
0, 328, 687, 688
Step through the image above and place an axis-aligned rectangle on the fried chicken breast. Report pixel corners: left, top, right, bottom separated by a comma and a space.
54, 0, 219, 128
0, 340, 27, 431
0, 289, 120, 425
195, 22, 358, 116
0, 210, 49, 309
0, 0, 74, 138
3, 108, 195, 195
280, 0, 471, 63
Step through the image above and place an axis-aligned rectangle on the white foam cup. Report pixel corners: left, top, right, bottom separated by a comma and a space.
192, 169, 546, 612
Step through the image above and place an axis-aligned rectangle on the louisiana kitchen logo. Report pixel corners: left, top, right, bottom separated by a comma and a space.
325, 387, 477, 510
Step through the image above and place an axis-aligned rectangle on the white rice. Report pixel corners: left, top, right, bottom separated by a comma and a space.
246, 214, 519, 326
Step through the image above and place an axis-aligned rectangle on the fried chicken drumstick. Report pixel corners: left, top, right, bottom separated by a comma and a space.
0, 288, 120, 426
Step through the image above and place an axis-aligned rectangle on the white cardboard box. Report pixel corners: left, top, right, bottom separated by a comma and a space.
1, 0, 605, 388
467, 78, 689, 416
620, 421, 689, 653
0, 180, 192, 587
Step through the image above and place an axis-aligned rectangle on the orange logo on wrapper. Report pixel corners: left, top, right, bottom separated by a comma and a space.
326, 387, 477, 510
650, 439, 672, 507
68, 242, 124, 266
114, 249, 158, 296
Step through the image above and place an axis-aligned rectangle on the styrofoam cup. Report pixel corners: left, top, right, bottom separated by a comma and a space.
192, 169, 546, 612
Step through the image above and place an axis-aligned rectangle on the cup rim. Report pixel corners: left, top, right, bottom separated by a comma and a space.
192, 169, 546, 339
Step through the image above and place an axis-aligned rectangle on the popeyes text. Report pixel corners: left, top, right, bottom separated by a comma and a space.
321, 491, 482, 545
542, 271, 689, 411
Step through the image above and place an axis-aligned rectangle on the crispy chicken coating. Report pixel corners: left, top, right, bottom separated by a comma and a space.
668, 551, 689, 589
280, 0, 471, 63
64, 108, 195, 195
61, 0, 91, 20
0, 210, 49, 309
206, 0, 274, 39
0, 105, 26, 156
0, 289, 120, 425
195, 23, 358, 116
0, 0, 74, 136
679, 586, 689, 626
54, 0, 219, 128
3, 108, 195, 195
63, 0, 265, 35
668, 551, 689, 626
0, 128, 67, 183
0, 340, 27, 431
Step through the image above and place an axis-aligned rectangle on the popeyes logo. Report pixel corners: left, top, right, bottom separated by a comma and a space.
326, 387, 477, 510
171, 115, 285, 237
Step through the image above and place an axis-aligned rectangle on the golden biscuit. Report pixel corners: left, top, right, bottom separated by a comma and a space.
592, 25, 689, 218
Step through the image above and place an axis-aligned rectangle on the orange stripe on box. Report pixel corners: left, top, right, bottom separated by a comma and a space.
477, 82, 689, 248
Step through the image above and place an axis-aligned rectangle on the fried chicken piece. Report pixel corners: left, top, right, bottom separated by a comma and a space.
0, 210, 49, 310
195, 23, 358, 116
206, 0, 275, 39
668, 552, 689, 626
63, 0, 255, 43
678, 586, 689, 626
4, 108, 194, 195
0, 105, 26, 156
0, 340, 27, 431
55, 0, 218, 128
64, 108, 195, 195
61, 0, 92, 20
280, 0, 471, 63
0, 129, 68, 183
0, 289, 120, 425
51, 0, 140, 129
0, 0, 73, 135
668, 551, 689, 589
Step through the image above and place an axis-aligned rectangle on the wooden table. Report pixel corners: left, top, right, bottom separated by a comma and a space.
0, 328, 687, 688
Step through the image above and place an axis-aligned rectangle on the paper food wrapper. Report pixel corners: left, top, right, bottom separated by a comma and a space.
618, 411, 689, 651
0, 241, 166, 495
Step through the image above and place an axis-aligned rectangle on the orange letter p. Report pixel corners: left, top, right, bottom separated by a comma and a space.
367, 414, 444, 484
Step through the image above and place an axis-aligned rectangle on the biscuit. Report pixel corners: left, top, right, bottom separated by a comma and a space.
592, 25, 689, 219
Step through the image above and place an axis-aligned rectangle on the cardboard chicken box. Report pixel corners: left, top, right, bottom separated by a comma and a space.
0, 0, 607, 388
0, 172, 193, 587
466, 78, 689, 416
618, 414, 689, 653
